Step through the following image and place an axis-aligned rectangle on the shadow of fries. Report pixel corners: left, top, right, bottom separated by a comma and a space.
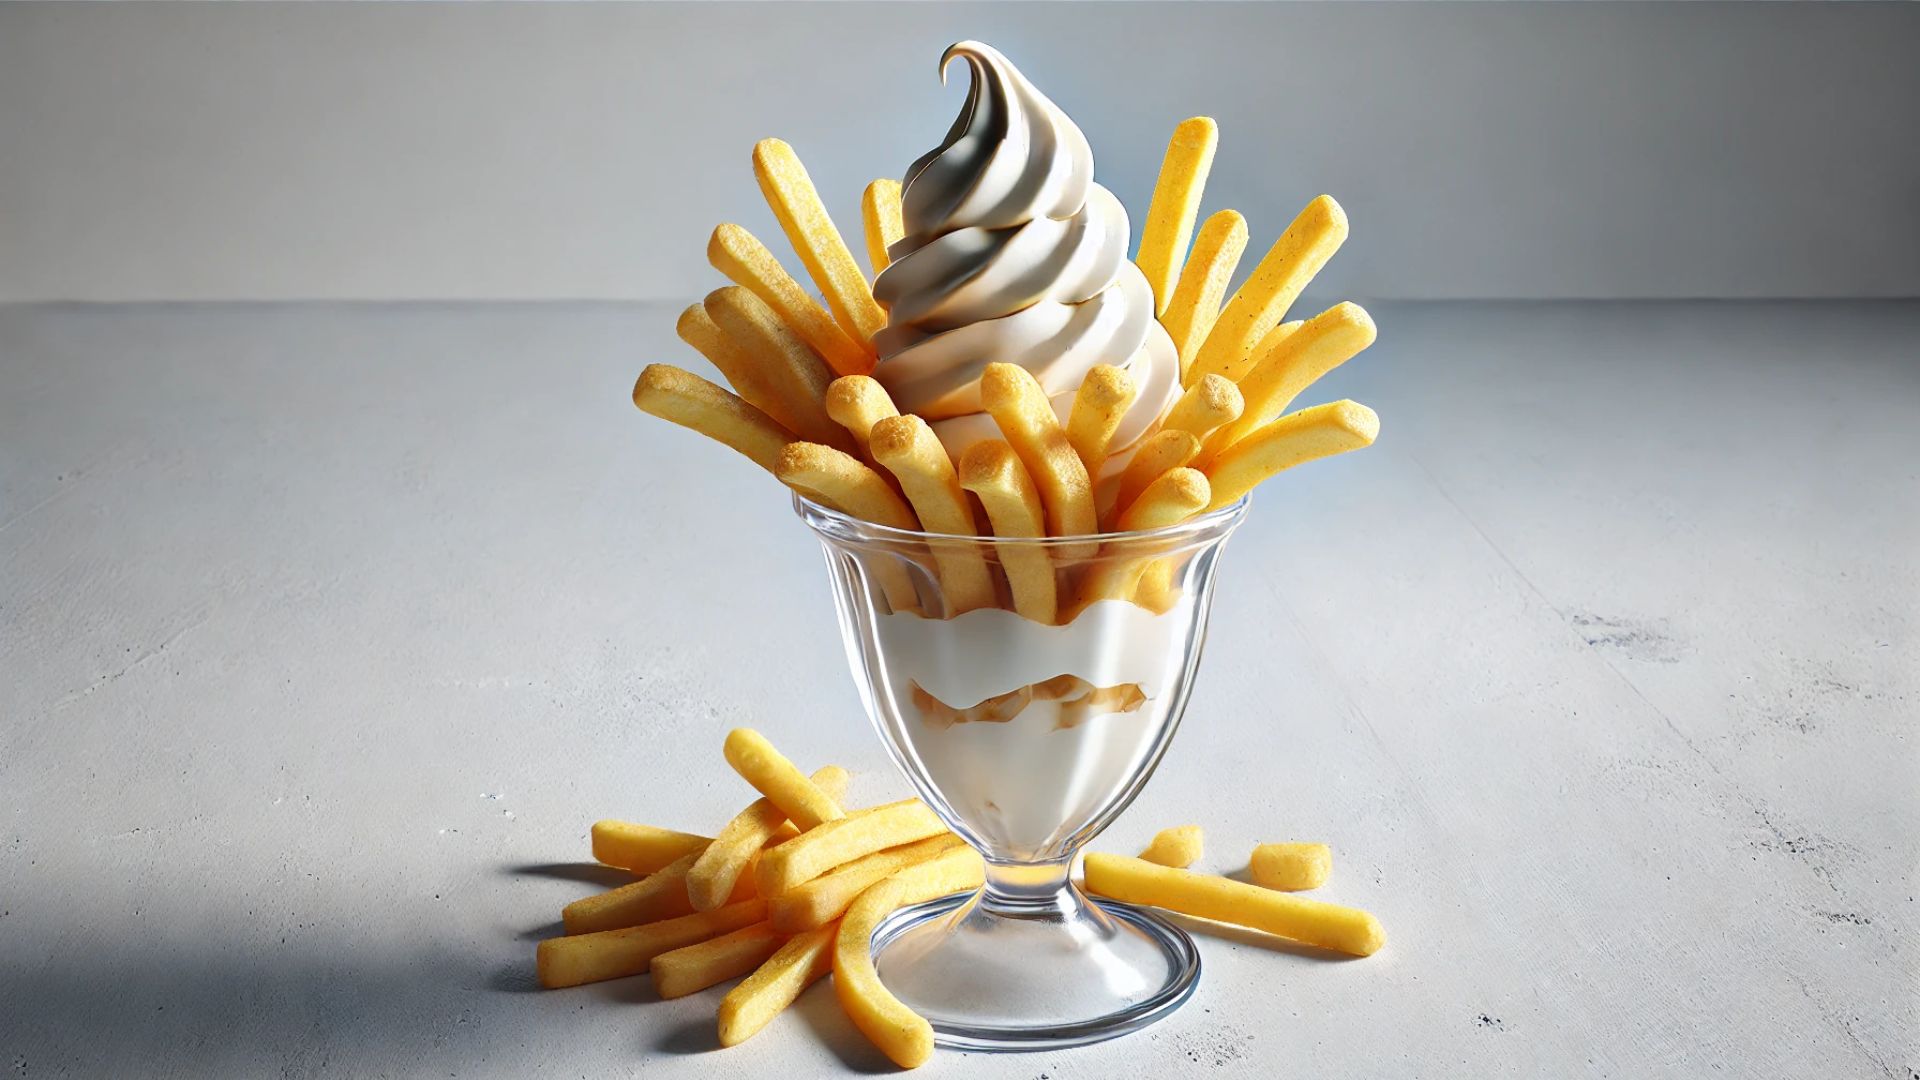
793, 981, 898, 1073
505, 861, 635, 889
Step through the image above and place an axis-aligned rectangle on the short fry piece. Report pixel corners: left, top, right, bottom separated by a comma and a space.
723, 728, 846, 832
824, 375, 900, 462
1162, 374, 1244, 442
1251, 842, 1333, 891
565, 850, 757, 935
704, 286, 848, 450
980, 363, 1097, 548
717, 924, 836, 1047
1111, 429, 1201, 525
1164, 210, 1249, 381
632, 364, 796, 475
710, 223, 874, 378
1083, 852, 1383, 957
757, 798, 948, 897
1203, 400, 1379, 510
689, 766, 850, 912
1199, 302, 1376, 464
776, 443, 918, 530
957, 439, 1058, 625
870, 415, 995, 614
590, 820, 712, 875
1139, 825, 1205, 869
753, 138, 887, 345
1191, 195, 1348, 384
652, 921, 785, 999
834, 879, 933, 1069
536, 898, 768, 988
769, 834, 964, 934
1137, 117, 1220, 315
1065, 364, 1138, 480
862, 178, 905, 277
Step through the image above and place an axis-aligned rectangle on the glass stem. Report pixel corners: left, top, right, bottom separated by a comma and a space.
979, 855, 1090, 919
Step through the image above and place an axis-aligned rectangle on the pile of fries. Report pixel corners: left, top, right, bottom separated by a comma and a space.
538, 729, 1385, 1069
633, 122, 1381, 620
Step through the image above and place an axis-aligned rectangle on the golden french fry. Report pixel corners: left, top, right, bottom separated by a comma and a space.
1080, 469, 1210, 608
1251, 842, 1333, 891
689, 766, 850, 912
675, 303, 784, 416
710, 223, 874, 379
1198, 303, 1376, 465
824, 375, 900, 462
1162, 374, 1244, 442
1190, 195, 1348, 384
704, 286, 848, 450
536, 898, 768, 988
776, 443, 918, 530
632, 364, 796, 475
753, 138, 887, 345
758, 798, 948, 897
769, 834, 964, 934
1065, 364, 1137, 480
1204, 400, 1379, 510
1139, 825, 1205, 869
870, 415, 995, 614
652, 921, 786, 999
1111, 429, 1202, 525
1136, 117, 1220, 316
957, 439, 1058, 625
565, 850, 756, 935
717, 923, 836, 1047
723, 728, 846, 832
1085, 852, 1382, 956
590, 820, 713, 875
862, 178, 905, 277
1164, 210, 1248, 382
980, 363, 1097, 550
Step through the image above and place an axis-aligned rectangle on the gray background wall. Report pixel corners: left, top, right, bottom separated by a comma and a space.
2, 1, 1916, 304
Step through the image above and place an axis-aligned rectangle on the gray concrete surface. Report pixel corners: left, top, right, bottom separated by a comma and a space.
1, 300, 1915, 1078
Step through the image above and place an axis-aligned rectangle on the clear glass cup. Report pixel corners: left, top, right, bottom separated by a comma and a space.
796, 492, 1250, 1051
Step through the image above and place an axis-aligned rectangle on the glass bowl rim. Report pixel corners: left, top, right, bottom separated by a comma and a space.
792, 491, 1250, 549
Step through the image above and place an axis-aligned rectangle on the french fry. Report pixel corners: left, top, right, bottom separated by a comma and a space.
709, 223, 874, 379
1111, 429, 1202, 525
980, 363, 1097, 551
1203, 400, 1379, 510
1198, 302, 1376, 465
769, 833, 964, 934
884, 843, 987, 906
1136, 117, 1220, 316
652, 921, 786, 999
1139, 825, 1204, 869
757, 798, 948, 897
1190, 195, 1348, 384
1251, 842, 1332, 891
536, 898, 768, 988
1065, 365, 1137, 480
674, 303, 784, 417
956, 440, 1058, 625
1162, 374, 1244, 441
565, 850, 758, 935
862, 178, 905, 277
869, 415, 995, 614
590, 821, 713, 875
1164, 210, 1248, 382
824, 375, 899, 462
632, 364, 796, 475
704, 286, 848, 450
1079, 468, 1211, 608
723, 728, 846, 831
689, 766, 850, 911
775, 443, 918, 530
753, 138, 887, 345
1083, 853, 1384, 957
717, 923, 836, 1047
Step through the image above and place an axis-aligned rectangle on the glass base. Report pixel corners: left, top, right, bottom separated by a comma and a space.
870, 885, 1201, 1052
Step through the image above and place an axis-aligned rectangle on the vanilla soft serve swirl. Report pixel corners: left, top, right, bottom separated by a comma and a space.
871, 41, 1180, 462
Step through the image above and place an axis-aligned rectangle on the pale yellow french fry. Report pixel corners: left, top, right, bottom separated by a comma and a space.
1084, 852, 1383, 957
1136, 117, 1219, 315
674, 303, 784, 417
710, 223, 874, 379
1203, 400, 1379, 510
723, 728, 846, 831
632, 364, 796, 475
1164, 210, 1248, 382
689, 766, 850, 912
536, 898, 767, 988
1138, 825, 1204, 869
980, 363, 1097, 551
1080, 469, 1211, 606
590, 821, 713, 875
704, 286, 848, 450
1191, 195, 1348, 384
1162, 374, 1244, 442
652, 921, 786, 999
824, 375, 899, 462
1065, 364, 1137, 480
717, 923, 836, 1047
862, 178, 905, 276
565, 850, 757, 935
776, 443, 918, 530
758, 798, 948, 897
1198, 303, 1376, 466
957, 439, 1058, 625
1111, 429, 1202, 525
1251, 842, 1333, 891
753, 138, 887, 345
769, 834, 964, 934
833, 847, 986, 1069
870, 415, 995, 615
